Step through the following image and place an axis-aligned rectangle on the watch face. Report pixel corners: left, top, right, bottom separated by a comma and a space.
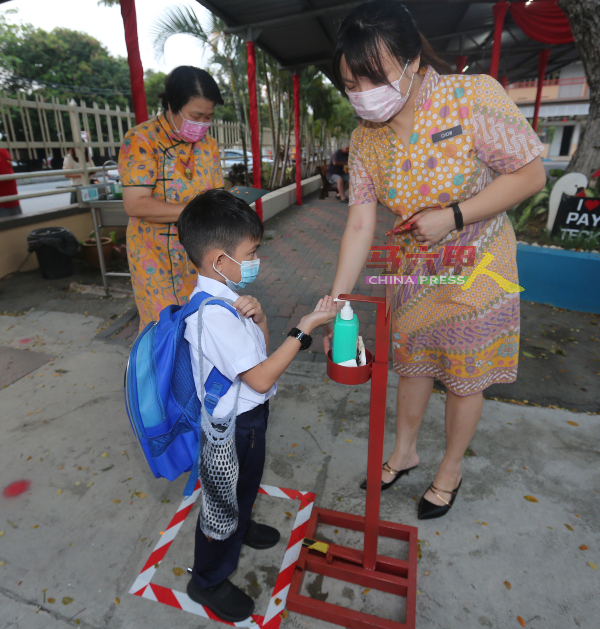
301, 335, 313, 350
288, 328, 312, 350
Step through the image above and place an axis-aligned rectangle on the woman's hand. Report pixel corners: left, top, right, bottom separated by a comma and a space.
234, 296, 265, 324
122, 187, 187, 224
411, 208, 455, 248
322, 322, 333, 354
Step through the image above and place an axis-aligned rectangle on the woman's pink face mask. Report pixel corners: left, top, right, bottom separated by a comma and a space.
346, 62, 414, 123
174, 112, 211, 143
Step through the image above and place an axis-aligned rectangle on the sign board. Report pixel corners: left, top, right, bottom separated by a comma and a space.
79, 186, 100, 203
550, 194, 600, 242
546, 172, 587, 231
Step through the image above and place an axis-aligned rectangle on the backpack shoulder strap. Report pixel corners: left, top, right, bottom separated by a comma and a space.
188, 290, 239, 319
192, 292, 240, 416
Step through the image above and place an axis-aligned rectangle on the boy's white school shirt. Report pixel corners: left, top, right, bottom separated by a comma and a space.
184, 275, 276, 419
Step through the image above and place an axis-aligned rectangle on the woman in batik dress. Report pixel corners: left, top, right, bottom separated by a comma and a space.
324, 0, 547, 519
119, 66, 224, 329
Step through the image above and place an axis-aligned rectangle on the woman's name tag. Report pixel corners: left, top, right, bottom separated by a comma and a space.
431, 125, 463, 144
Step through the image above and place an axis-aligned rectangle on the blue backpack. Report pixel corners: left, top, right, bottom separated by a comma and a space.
124, 291, 238, 497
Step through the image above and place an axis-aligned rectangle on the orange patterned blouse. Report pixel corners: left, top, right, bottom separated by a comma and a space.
119, 113, 223, 329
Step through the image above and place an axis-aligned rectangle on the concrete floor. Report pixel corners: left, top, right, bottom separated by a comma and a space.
1, 308, 598, 629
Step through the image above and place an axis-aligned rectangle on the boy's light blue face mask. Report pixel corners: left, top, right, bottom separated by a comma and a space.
213, 252, 260, 291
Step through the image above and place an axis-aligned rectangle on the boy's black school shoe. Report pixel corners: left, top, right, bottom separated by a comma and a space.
243, 520, 281, 549
187, 578, 254, 622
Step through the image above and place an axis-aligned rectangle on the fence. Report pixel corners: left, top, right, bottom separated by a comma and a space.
0, 92, 342, 164
0, 92, 348, 206
0, 92, 136, 163
508, 77, 588, 89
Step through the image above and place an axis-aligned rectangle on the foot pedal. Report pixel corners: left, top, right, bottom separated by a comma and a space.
302, 538, 330, 554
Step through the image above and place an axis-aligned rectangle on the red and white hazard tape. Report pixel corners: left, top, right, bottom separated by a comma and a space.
129, 481, 315, 629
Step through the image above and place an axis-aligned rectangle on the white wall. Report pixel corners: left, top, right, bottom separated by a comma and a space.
558, 62, 586, 99
250, 176, 322, 222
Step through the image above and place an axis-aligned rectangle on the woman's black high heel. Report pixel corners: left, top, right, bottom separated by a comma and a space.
359, 461, 418, 491
418, 479, 462, 520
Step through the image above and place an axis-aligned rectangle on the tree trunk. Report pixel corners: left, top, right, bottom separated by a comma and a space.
257, 53, 262, 179
264, 63, 278, 189
227, 59, 249, 186
280, 90, 293, 188
271, 80, 283, 189
558, 0, 600, 178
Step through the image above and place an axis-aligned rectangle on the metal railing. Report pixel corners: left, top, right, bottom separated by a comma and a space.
0, 93, 343, 208
508, 77, 588, 89
0, 166, 107, 204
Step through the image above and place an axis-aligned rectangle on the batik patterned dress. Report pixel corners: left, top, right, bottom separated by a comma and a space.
349, 66, 545, 395
118, 113, 223, 329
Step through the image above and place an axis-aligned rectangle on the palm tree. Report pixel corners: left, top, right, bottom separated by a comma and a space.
150, 5, 249, 184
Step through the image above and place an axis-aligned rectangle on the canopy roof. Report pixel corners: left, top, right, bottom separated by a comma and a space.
195, 0, 578, 84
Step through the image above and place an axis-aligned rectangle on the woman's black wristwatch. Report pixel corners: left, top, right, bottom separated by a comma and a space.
450, 203, 464, 231
287, 327, 312, 351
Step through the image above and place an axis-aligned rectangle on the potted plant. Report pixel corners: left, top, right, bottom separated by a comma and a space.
81, 230, 112, 269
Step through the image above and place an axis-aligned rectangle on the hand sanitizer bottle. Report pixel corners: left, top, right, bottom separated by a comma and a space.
332, 301, 359, 364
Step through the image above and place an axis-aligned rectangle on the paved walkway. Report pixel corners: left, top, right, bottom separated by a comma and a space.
255, 193, 396, 359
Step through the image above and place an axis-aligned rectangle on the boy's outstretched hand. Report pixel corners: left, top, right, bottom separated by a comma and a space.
298, 295, 337, 334
234, 296, 265, 324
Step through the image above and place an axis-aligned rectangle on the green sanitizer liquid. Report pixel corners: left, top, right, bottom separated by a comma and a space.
332, 301, 359, 364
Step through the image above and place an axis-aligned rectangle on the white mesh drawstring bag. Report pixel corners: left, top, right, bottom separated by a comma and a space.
196, 296, 242, 540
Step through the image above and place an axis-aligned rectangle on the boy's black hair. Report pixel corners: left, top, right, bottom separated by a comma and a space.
177, 189, 264, 268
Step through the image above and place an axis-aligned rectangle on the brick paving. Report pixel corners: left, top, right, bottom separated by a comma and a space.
254, 191, 396, 362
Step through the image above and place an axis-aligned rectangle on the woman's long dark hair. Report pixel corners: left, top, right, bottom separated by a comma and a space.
333, 0, 452, 88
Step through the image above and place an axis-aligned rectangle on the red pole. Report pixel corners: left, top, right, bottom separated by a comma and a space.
246, 39, 263, 220
456, 55, 467, 74
363, 300, 391, 570
293, 72, 302, 206
533, 49, 551, 133
120, 0, 148, 125
490, 0, 509, 79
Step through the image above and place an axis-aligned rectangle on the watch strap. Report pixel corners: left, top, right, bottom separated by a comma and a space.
450, 203, 464, 231
288, 327, 312, 351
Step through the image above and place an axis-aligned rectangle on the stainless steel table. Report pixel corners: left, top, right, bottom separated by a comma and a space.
79, 199, 130, 295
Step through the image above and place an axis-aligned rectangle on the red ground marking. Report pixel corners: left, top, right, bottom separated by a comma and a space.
3, 479, 31, 497
18, 338, 32, 344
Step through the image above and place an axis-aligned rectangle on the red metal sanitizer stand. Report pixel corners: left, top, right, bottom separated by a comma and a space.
287, 294, 418, 629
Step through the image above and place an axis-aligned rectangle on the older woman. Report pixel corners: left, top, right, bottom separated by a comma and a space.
119, 66, 224, 329
324, 0, 546, 520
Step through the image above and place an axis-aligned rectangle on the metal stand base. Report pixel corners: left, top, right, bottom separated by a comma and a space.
287, 507, 418, 629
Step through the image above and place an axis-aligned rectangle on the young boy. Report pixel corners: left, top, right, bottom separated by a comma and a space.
177, 189, 336, 622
